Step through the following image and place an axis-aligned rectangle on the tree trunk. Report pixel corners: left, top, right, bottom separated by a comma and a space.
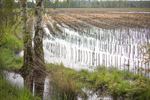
0, 0, 2, 8
20, 0, 34, 90
34, 0, 45, 71
33, 0, 46, 97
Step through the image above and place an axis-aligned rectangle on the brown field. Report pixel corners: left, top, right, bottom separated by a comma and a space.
45, 8, 150, 30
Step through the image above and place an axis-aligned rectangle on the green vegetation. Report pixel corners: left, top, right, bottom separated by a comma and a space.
0, 48, 22, 70
0, 73, 40, 100
47, 64, 150, 100
47, 63, 85, 100
0, 0, 32, 99
0, 0, 23, 70
0, 26, 23, 70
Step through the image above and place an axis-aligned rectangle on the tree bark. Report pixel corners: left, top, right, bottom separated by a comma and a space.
34, 0, 45, 71
20, 0, 46, 98
33, 0, 46, 97
20, 0, 34, 90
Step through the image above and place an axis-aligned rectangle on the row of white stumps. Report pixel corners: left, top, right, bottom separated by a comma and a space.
44, 26, 150, 77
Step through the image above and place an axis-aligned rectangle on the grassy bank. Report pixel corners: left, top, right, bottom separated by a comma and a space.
47, 64, 150, 100
0, 15, 31, 99
0, 25, 23, 70
0, 72, 40, 100
0, 27, 38, 100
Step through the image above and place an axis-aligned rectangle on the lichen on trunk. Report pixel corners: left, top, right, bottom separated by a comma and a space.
20, 0, 34, 90
33, 0, 46, 97
34, 0, 45, 71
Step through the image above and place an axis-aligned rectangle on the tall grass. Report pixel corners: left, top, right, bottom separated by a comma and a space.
47, 64, 83, 100
0, 74, 40, 100
47, 64, 150, 100
0, 26, 23, 70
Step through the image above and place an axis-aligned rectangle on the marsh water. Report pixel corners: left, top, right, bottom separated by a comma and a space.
4, 71, 113, 100
3, 71, 50, 100
43, 24, 150, 76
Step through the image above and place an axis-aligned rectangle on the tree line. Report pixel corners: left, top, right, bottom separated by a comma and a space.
31, 0, 150, 8
1, 0, 149, 9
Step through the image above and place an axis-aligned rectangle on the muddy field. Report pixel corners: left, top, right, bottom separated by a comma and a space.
46, 8, 150, 30
42, 8, 150, 76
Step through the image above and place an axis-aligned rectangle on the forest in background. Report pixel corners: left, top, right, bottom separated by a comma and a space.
35, 0, 150, 8
0, 0, 150, 8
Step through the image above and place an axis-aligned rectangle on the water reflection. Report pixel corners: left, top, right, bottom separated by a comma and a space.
33, 71, 46, 98
4, 71, 48, 99
4, 71, 24, 88
43, 25, 150, 76
43, 77, 50, 100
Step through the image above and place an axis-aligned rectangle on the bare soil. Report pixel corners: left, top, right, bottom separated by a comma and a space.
46, 8, 150, 29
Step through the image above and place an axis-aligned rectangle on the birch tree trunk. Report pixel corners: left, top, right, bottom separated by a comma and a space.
34, 0, 45, 71
20, 0, 34, 91
33, 0, 46, 97
20, 0, 46, 97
